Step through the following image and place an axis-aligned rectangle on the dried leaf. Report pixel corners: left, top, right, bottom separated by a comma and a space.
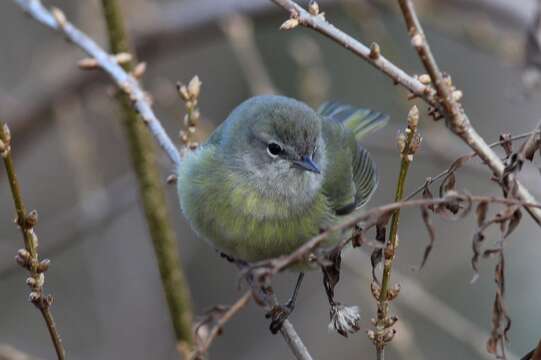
440, 173, 456, 196
376, 224, 386, 244
322, 248, 342, 306
523, 138, 541, 162
483, 248, 502, 259
370, 248, 382, 284
371, 224, 387, 283
487, 252, 511, 359
471, 231, 486, 282
351, 226, 364, 248
505, 209, 522, 238
422, 183, 433, 199
476, 201, 489, 226
419, 206, 435, 269
503, 153, 523, 179
422, 183, 435, 210
499, 133, 513, 158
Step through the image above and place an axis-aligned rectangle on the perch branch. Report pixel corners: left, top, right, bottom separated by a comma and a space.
100, 0, 194, 354
13, 0, 181, 166
0, 122, 65, 360
269, 0, 541, 225
248, 194, 541, 277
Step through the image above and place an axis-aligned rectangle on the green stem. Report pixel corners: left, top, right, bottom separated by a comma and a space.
376, 110, 418, 357
100, 0, 193, 353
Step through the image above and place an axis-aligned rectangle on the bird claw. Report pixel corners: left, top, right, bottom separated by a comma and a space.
266, 302, 295, 334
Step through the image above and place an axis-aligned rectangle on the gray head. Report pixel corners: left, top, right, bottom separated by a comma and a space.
221, 95, 326, 202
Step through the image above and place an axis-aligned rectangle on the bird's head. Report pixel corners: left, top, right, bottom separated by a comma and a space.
222, 95, 326, 201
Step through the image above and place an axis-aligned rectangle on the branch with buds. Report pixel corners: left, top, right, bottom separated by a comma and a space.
177, 76, 203, 155
270, 0, 541, 226
0, 122, 65, 360
369, 106, 421, 359
13, 0, 181, 167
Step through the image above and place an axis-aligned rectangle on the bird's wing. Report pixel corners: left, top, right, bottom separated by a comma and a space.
319, 102, 387, 214
318, 101, 388, 141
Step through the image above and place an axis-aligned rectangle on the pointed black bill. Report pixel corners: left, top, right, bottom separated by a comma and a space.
294, 156, 321, 174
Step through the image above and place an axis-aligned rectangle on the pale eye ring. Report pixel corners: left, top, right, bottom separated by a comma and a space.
266, 142, 282, 158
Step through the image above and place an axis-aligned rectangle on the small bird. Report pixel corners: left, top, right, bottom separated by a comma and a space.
177, 95, 387, 332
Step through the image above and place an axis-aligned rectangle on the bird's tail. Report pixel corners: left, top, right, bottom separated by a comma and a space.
318, 101, 389, 141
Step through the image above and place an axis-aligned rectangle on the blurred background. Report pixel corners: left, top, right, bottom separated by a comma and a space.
1, 0, 541, 359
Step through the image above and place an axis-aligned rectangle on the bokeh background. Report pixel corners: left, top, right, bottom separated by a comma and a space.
1, 0, 540, 359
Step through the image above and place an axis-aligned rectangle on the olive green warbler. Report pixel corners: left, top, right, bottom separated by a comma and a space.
177, 95, 387, 263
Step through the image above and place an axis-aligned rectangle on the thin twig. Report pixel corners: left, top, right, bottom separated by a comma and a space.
13, 0, 181, 166
100, 0, 194, 355
405, 129, 541, 201
0, 122, 65, 360
374, 107, 420, 358
269, 0, 541, 225
270, 0, 434, 104
193, 291, 252, 359
248, 194, 541, 277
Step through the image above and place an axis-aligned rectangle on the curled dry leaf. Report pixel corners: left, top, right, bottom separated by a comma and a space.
471, 231, 486, 282
321, 248, 342, 307
505, 209, 522, 238
419, 205, 435, 269
499, 133, 513, 158
476, 201, 489, 226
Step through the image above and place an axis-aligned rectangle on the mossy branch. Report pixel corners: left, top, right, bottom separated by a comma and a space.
100, 0, 194, 355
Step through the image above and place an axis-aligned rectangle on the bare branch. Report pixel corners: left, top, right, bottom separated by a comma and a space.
248, 194, 541, 278
0, 122, 65, 360
193, 291, 252, 359
13, 0, 181, 166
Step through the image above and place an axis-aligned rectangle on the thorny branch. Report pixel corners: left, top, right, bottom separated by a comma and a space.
270, 0, 541, 226
0, 122, 65, 360
13, 0, 181, 167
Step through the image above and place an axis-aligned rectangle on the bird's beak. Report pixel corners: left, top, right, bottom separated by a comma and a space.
294, 156, 321, 174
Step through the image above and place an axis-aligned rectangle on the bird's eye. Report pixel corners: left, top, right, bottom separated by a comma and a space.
266, 142, 282, 158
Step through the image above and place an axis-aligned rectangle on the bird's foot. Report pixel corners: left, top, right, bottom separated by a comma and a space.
265, 299, 296, 334
264, 272, 304, 334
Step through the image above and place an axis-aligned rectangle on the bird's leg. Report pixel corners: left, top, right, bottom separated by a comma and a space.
266, 272, 305, 334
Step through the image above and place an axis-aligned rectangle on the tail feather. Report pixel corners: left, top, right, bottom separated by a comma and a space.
318, 101, 389, 141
